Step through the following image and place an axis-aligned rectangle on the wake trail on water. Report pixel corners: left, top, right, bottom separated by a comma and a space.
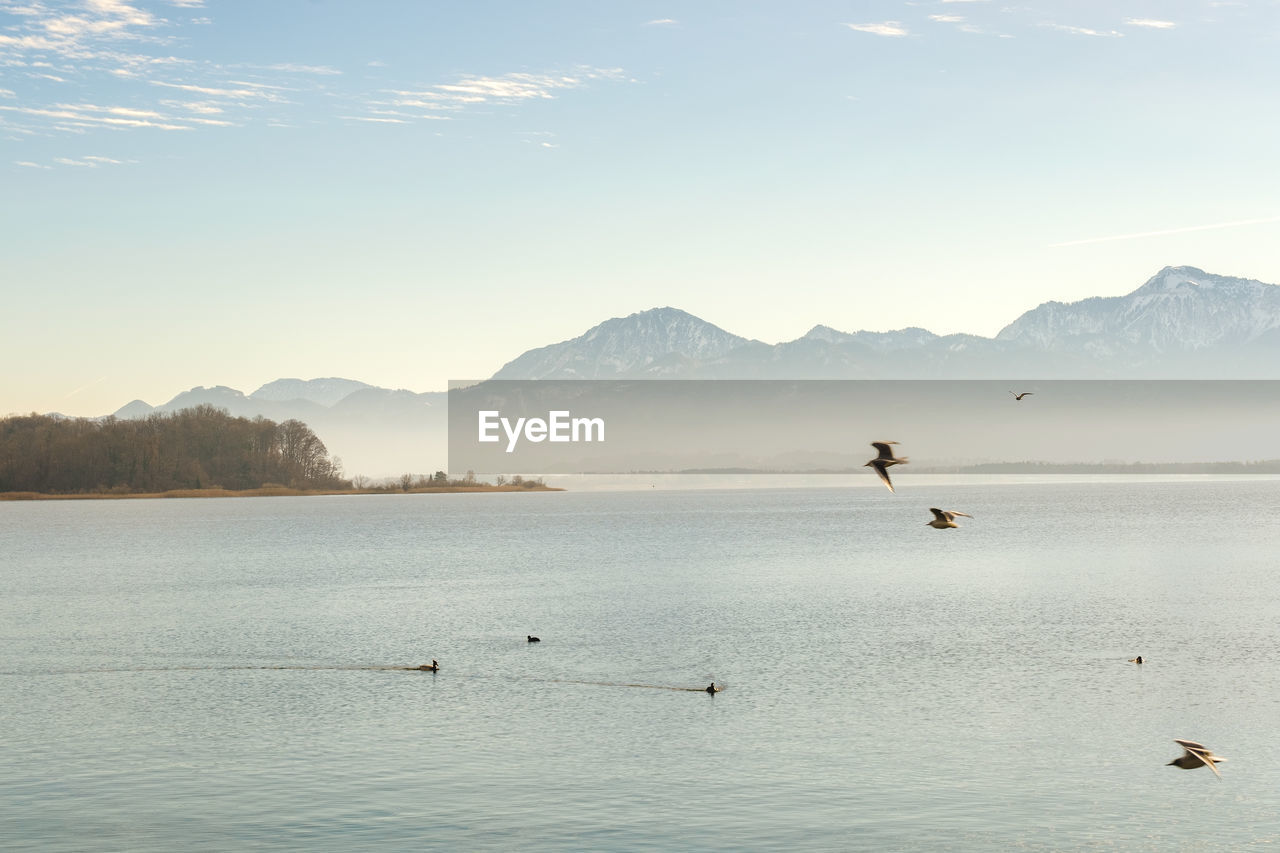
10, 664, 724, 692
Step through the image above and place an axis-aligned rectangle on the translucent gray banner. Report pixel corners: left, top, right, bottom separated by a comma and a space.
447, 380, 1280, 475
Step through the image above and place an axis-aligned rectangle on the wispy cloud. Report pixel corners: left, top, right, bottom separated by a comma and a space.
645, 19, 677, 26
1046, 23, 1124, 38
161, 99, 224, 114
257, 63, 343, 76
843, 21, 909, 37
368, 67, 628, 123
0, 1, 327, 145
15, 153, 133, 169
0, 103, 192, 130
1125, 18, 1177, 29
436, 70, 620, 101
149, 80, 291, 101
930, 15, 965, 23
1051, 216, 1280, 247
340, 115, 408, 124
2, 5, 631, 158
518, 130, 559, 148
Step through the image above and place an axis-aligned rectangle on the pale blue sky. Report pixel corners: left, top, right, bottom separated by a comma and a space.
4, 0, 1279, 416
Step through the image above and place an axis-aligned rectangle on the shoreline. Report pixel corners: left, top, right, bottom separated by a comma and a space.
0, 485, 563, 501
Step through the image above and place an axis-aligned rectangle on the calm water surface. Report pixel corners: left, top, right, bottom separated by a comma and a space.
4, 479, 1280, 850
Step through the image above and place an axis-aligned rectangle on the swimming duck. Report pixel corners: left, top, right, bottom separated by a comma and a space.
527, 635, 541, 643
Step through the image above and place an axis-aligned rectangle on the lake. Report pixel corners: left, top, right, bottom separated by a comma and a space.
3, 478, 1280, 850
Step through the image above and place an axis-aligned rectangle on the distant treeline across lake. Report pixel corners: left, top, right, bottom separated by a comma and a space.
0, 407, 556, 497
0, 406, 348, 495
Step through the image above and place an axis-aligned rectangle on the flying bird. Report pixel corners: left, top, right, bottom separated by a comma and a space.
865, 441, 908, 492
1167, 739, 1227, 778
1010, 391, 1033, 401
926, 508, 973, 529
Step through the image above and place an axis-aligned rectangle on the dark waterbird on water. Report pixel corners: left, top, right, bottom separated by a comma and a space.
706, 682, 717, 694
417, 660, 438, 672
1129, 656, 1143, 664
527, 635, 541, 643
864, 441, 908, 493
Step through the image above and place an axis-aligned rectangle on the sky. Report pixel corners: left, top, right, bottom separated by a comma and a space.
3, 0, 1280, 417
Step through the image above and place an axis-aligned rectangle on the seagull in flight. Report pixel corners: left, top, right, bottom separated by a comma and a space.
865, 441, 908, 492
1167, 739, 1227, 778
926, 508, 972, 529
1010, 391, 1033, 401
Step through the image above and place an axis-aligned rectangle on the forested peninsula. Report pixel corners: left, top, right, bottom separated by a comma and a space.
0, 406, 346, 494
0, 407, 554, 498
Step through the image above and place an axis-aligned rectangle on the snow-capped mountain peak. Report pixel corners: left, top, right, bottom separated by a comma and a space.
492, 307, 751, 379
996, 266, 1280, 354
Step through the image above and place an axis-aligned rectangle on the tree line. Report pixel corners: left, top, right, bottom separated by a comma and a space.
0, 406, 348, 494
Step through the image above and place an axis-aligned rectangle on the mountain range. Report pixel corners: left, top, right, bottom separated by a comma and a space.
94, 265, 1280, 475
493, 266, 1280, 379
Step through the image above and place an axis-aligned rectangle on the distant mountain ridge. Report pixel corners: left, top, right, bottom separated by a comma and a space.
996, 266, 1280, 354
109, 384, 447, 479
250, 377, 374, 407
91, 265, 1280, 474
493, 306, 751, 379
493, 267, 1280, 379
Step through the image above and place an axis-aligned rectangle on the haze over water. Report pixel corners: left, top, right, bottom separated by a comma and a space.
4, 480, 1280, 850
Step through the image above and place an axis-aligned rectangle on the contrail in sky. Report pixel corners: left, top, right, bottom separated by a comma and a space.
1050, 215, 1280, 248
64, 376, 108, 399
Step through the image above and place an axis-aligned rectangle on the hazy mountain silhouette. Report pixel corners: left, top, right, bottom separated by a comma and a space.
110, 386, 446, 479
250, 377, 375, 407
96, 265, 1280, 475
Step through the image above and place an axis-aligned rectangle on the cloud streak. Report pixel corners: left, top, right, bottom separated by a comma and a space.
843, 21, 909, 37
1, 4, 632, 162
1050, 216, 1280, 248
1046, 23, 1124, 38
369, 67, 627, 122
